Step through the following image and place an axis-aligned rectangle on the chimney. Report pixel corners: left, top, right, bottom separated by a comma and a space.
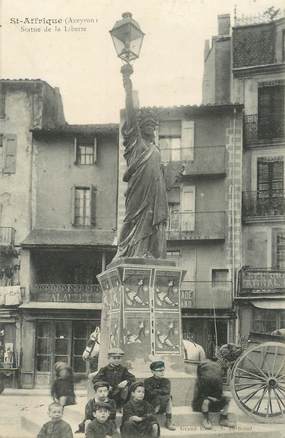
218, 14, 230, 36
204, 39, 210, 60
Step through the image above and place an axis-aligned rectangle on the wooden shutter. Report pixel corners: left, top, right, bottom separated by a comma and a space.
257, 157, 284, 196
71, 186, 76, 225
0, 85, 5, 118
90, 185, 97, 226
181, 185, 195, 231
73, 137, 78, 164
93, 137, 97, 164
3, 134, 17, 174
181, 120, 194, 160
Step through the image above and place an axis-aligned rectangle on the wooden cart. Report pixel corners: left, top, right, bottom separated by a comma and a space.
230, 332, 285, 423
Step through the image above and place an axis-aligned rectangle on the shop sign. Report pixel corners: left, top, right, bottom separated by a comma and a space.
181, 289, 194, 308
241, 270, 285, 293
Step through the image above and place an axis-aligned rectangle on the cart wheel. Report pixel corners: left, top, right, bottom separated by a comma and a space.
230, 342, 285, 423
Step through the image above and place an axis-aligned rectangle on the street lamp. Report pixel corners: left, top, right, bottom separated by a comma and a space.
110, 12, 145, 63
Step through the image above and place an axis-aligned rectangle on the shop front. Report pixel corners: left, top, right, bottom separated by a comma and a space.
20, 305, 101, 388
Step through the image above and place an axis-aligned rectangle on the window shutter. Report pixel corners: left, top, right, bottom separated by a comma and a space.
3, 134, 17, 174
73, 137, 78, 164
93, 137, 97, 164
90, 185, 97, 226
181, 120, 194, 160
0, 85, 5, 118
71, 186, 76, 225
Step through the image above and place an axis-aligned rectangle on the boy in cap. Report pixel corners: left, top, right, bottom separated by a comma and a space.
121, 381, 159, 438
93, 348, 135, 408
51, 362, 75, 407
37, 402, 73, 438
192, 359, 235, 430
76, 381, 116, 433
86, 401, 117, 438
144, 360, 176, 430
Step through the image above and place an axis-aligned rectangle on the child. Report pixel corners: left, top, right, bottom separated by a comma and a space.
76, 381, 116, 433
144, 360, 176, 430
37, 402, 73, 438
92, 348, 136, 408
192, 359, 235, 430
121, 381, 159, 438
51, 362, 76, 407
86, 401, 117, 438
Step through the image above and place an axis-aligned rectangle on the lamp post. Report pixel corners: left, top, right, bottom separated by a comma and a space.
110, 12, 145, 63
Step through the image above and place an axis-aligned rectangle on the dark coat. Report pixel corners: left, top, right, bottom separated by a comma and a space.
51, 377, 75, 404
37, 419, 73, 438
86, 418, 116, 438
144, 376, 171, 411
121, 399, 159, 438
93, 365, 136, 398
192, 360, 225, 412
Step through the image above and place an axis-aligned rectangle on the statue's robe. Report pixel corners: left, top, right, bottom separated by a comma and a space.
115, 121, 168, 259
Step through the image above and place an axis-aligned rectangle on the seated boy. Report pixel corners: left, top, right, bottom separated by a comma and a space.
121, 381, 159, 438
144, 360, 176, 430
37, 402, 73, 438
192, 359, 235, 430
76, 381, 116, 433
92, 348, 135, 408
86, 401, 116, 438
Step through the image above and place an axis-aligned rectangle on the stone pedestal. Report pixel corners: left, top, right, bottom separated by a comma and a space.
97, 257, 186, 375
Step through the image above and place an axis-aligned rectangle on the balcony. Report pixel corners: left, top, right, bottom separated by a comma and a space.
167, 211, 225, 240
181, 281, 232, 309
239, 267, 285, 297
244, 114, 285, 145
242, 191, 285, 221
163, 146, 226, 176
0, 227, 15, 248
30, 283, 102, 303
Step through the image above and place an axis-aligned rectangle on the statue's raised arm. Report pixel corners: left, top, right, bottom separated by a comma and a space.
121, 63, 136, 130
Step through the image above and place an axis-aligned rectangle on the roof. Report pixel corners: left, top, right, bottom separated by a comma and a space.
32, 123, 119, 136
22, 229, 116, 248
0, 78, 56, 92
140, 103, 244, 114
19, 302, 102, 310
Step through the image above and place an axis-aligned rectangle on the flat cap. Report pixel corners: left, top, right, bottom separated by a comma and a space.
129, 381, 145, 393
108, 347, 124, 356
150, 360, 165, 371
94, 401, 112, 411
54, 361, 69, 373
93, 380, 110, 391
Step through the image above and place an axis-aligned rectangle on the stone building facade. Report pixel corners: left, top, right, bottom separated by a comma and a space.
202, 13, 285, 341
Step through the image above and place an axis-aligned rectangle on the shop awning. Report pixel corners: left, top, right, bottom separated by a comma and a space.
19, 302, 102, 310
21, 229, 116, 247
250, 299, 285, 310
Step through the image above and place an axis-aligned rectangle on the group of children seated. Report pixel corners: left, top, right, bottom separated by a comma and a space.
38, 347, 235, 437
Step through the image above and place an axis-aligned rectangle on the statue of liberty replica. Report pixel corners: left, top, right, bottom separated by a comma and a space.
96, 13, 186, 378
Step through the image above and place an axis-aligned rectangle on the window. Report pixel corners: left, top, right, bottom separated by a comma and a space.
166, 250, 180, 265
74, 137, 97, 165
181, 185, 195, 231
212, 269, 229, 287
158, 120, 194, 162
257, 157, 284, 198
0, 84, 5, 118
73, 186, 96, 227
252, 309, 285, 334
277, 232, 285, 269
258, 84, 285, 138
1, 134, 17, 174
0, 135, 3, 169
282, 30, 285, 62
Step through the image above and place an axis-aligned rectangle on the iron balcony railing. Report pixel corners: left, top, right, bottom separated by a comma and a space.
181, 281, 233, 309
160, 146, 226, 175
239, 267, 285, 295
167, 211, 225, 240
0, 227, 15, 247
30, 283, 102, 303
244, 114, 285, 144
242, 191, 285, 218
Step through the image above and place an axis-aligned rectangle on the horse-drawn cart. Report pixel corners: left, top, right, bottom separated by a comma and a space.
230, 332, 285, 423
